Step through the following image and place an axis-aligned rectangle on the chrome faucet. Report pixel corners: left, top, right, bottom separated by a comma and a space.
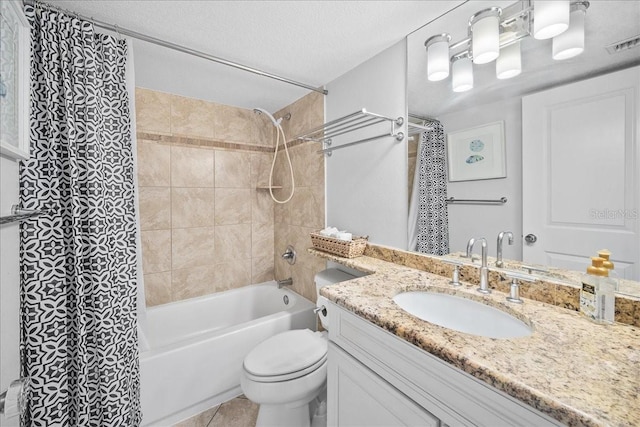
277, 278, 293, 289
466, 237, 490, 294
496, 231, 514, 268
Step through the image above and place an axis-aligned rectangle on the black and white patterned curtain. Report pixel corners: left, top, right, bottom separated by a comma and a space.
19, 5, 140, 426
415, 121, 449, 255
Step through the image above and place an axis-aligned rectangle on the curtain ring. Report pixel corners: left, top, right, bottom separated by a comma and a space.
114, 24, 123, 40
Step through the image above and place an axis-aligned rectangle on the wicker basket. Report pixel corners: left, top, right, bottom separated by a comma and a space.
310, 232, 368, 258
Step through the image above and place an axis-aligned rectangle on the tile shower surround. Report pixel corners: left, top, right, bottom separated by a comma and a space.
135, 88, 325, 306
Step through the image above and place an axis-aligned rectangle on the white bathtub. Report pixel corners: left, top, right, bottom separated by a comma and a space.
139, 281, 317, 426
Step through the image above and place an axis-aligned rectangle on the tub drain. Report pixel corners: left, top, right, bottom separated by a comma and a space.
283, 295, 289, 305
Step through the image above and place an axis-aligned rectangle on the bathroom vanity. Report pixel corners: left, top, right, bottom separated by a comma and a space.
314, 249, 640, 427
327, 302, 559, 426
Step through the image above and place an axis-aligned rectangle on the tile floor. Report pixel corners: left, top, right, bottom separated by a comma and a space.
173, 396, 259, 427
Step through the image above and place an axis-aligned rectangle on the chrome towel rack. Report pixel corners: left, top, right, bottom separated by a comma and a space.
0, 204, 54, 225
446, 197, 507, 205
296, 109, 405, 156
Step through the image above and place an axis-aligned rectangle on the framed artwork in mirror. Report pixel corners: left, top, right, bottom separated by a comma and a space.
0, 0, 30, 161
446, 121, 506, 182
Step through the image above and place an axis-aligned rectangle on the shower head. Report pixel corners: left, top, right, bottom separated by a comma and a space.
253, 107, 282, 127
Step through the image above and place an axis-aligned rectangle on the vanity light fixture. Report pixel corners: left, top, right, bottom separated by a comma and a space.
496, 40, 522, 79
533, 0, 570, 40
424, 1, 589, 90
425, 34, 452, 81
452, 53, 474, 92
470, 8, 502, 64
552, 2, 588, 60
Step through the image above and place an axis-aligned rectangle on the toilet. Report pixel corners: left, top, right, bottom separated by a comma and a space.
241, 268, 356, 427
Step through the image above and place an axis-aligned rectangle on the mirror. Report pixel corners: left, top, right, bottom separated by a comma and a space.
407, 0, 640, 296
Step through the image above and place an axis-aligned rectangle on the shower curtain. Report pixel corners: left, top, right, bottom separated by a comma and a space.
408, 120, 449, 255
19, 5, 140, 426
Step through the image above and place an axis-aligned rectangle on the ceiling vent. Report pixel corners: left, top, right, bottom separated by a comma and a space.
605, 35, 640, 54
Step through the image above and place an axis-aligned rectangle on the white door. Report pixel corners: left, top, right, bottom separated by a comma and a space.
522, 66, 640, 280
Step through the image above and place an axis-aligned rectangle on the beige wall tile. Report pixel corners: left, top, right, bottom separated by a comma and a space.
172, 187, 215, 228
288, 225, 317, 269
172, 265, 216, 301
170, 95, 215, 139
172, 227, 216, 270
291, 143, 324, 188
213, 260, 251, 292
141, 229, 171, 273
252, 222, 274, 259
291, 265, 316, 303
215, 188, 251, 225
252, 190, 274, 225
214, 224, 252, 263
144, 272, 172, 307
289, 186, 324, 229
250, 153, 272, 187
138, 140, 171, 187
252, 256, 274, 284
212, 104, 259, 144
276, 91, 324, 140
136, 88, 171, 134
215, 150, 251, 188
171, 146, 214, 187
139, 187, 171, 231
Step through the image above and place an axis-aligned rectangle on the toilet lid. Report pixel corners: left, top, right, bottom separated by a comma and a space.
243, 329, 327, 381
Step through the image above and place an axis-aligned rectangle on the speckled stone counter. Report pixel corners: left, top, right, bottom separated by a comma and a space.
311, 249, 640, 427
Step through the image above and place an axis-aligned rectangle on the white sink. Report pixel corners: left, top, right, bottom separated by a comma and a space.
393, 291, 532, 339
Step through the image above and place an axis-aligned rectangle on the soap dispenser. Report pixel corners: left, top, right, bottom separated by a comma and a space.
580, 257, 615, 323
598, 249, 619, 291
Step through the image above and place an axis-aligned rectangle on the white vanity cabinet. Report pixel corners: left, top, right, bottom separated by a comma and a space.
326, 301, 562, 427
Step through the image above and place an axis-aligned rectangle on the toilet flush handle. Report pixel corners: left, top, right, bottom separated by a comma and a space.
314, 305, 327, 316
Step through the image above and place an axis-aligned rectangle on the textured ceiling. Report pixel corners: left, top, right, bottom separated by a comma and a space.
52, 0, 465, 111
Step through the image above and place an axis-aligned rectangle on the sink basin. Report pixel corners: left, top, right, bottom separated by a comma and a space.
393, 291, 532, 339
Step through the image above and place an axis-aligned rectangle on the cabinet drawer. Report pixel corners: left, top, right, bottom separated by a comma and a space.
328, 343, 440, 427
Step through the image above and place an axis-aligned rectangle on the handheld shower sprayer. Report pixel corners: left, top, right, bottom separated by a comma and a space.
253, 107, 295, 204
253, 108, 282, 127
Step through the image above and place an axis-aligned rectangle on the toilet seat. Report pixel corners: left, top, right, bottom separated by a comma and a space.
243, 329, 327, 383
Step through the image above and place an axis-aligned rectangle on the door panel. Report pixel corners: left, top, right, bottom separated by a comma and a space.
522, 66, 639, 280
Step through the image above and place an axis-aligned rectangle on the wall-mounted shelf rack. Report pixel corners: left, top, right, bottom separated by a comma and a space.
296, 109, 405, 156
446, 197, 507, 205
0, 204, 53, 225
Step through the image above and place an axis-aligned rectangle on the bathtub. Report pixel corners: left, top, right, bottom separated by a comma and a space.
139, 281, 317, 426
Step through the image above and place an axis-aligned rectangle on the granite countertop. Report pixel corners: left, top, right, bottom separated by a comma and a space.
312, 249, 640, 427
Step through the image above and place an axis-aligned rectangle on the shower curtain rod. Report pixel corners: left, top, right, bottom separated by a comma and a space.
23, 0, 328, 96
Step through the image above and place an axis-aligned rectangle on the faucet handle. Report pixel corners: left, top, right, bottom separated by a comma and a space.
504, 271, 535, 304
440, 259, 462, 286
505, 271, 537, 282
521, 264, 550, 275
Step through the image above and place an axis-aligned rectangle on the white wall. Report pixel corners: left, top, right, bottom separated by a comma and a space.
440, 97, 523, 261
325, 40, 408, 249
0, 156, 21, 427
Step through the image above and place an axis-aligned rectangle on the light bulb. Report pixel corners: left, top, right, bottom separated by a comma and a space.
534, 0, 570, 40
452, 54, 473, 92
470, 8, 501, 64
552, 3, 587, 60
496, 41, 521, 79
426, 34, 451, 81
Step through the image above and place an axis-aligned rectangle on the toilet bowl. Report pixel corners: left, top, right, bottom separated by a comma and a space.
240, 268, 356, 427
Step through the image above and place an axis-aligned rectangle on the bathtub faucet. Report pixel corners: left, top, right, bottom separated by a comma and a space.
277, 278, 293, 289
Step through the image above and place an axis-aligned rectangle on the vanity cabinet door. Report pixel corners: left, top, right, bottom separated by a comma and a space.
327, 342, 440, 427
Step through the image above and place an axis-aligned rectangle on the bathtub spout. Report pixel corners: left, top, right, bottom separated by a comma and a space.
277, 278, 293, 289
